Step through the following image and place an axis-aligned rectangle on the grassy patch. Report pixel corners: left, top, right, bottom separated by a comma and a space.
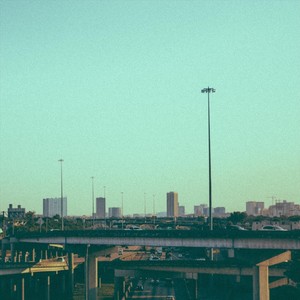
73, 283, 114, 299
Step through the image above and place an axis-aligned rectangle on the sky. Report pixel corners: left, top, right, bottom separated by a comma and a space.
0, 1, 299, 216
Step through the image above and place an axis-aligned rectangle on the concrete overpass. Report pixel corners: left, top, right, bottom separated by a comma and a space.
3, 230, 299, 300
10, 229, 300, 250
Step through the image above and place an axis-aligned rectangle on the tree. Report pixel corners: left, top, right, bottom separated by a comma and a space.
227, 212, 248, 224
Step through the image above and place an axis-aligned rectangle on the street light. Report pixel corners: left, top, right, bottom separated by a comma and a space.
91, 176, 95, 226
144, 193, 147, 222
201, 87, 216, 232
153, 194, 156, 226
58, 159, 64, 231
103, 186, 106, 229
121, 192, 124, 229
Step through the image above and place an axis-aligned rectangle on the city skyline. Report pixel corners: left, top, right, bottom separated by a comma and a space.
3, 193, 299, 218
1, 2, 299, 216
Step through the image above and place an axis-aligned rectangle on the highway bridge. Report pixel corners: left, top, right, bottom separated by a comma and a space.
11, 229, 300, 250
2, 230, 300, 300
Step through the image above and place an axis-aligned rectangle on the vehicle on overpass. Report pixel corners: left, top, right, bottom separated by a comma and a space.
259, 225, 287, 231
227, 225, 248, 231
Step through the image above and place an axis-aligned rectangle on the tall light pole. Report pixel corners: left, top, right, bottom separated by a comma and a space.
121, 192, 124, 229
103, 186, 106, 229
144, 192, 147, 222
58, 159, 64, 231
91, 176, 95, 226
153, 194, 156, 226
201, 87, 216, 232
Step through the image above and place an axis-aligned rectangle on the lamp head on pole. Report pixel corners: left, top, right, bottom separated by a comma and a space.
201, 87, 216, 93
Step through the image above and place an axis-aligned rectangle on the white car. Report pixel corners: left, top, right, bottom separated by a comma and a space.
149, 255, 160, 261
259, 225, 287, 231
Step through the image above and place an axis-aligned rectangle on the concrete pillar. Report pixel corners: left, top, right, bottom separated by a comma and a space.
21, 277, 25, 300
88, 253, 98, 300
20, 251, 25, 263
67, 252, 75, 299
10, 243, 16, 262
10, 278, 16, 299
255, 251, 291, 300
196, 273, 201, 300
44, 250, 48, 260
259, 265, 269, 300
228, 248, 235, 258
1, 238, 8, 258
252, 267, 259, 300
45, 275, 51, 300
31, 248, 36, 262
114, 277, 122, 300
17, 251, 22, 262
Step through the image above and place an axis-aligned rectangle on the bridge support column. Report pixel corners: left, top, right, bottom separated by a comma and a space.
252, 266, 259, 300
113, 277, 123, 300
45, 275, 51, 300
31, 248, 36, 262
89, 253, 98, 300
196, 273, 202, 300
85, 247, 99, 300
228, 248, 235, 258
67, 252, 75, 299
21, 277, 25, 300
254, 250, 291, 300
1, 238, 8, 258
186, 272, 198, 299
258, 265, 269, 300
10, 242, 16, 262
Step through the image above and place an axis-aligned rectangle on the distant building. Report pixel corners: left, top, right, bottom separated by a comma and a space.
109, 207, 121, 218
214, 207, 226, 217
179, 206, 185, 216
43, 197, 67, 218
246, 201, 264, 216
203, 206, 210, 217
156, 212, 167, 217
194, 204, 207, 216
166, 192, 178, 217
8, 204, 25, 219
96, 197, 106, 218
269, 200, 300, 217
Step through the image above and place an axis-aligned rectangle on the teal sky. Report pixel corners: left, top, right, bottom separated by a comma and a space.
0, 1, 299, 216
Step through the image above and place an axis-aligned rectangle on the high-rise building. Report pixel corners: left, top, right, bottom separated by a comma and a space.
96, 197, 106, 218
8, 204, 26, 219
43, 197, 67, 218
109, 207, 121, 218
246, 201, 264, 216
166, 192, 178, 217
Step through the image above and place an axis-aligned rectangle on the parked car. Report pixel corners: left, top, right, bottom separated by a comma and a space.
136, 283, 144, 290
166, 296, 175, 300
259, 225, 287, 231
227, 225, 248, 231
